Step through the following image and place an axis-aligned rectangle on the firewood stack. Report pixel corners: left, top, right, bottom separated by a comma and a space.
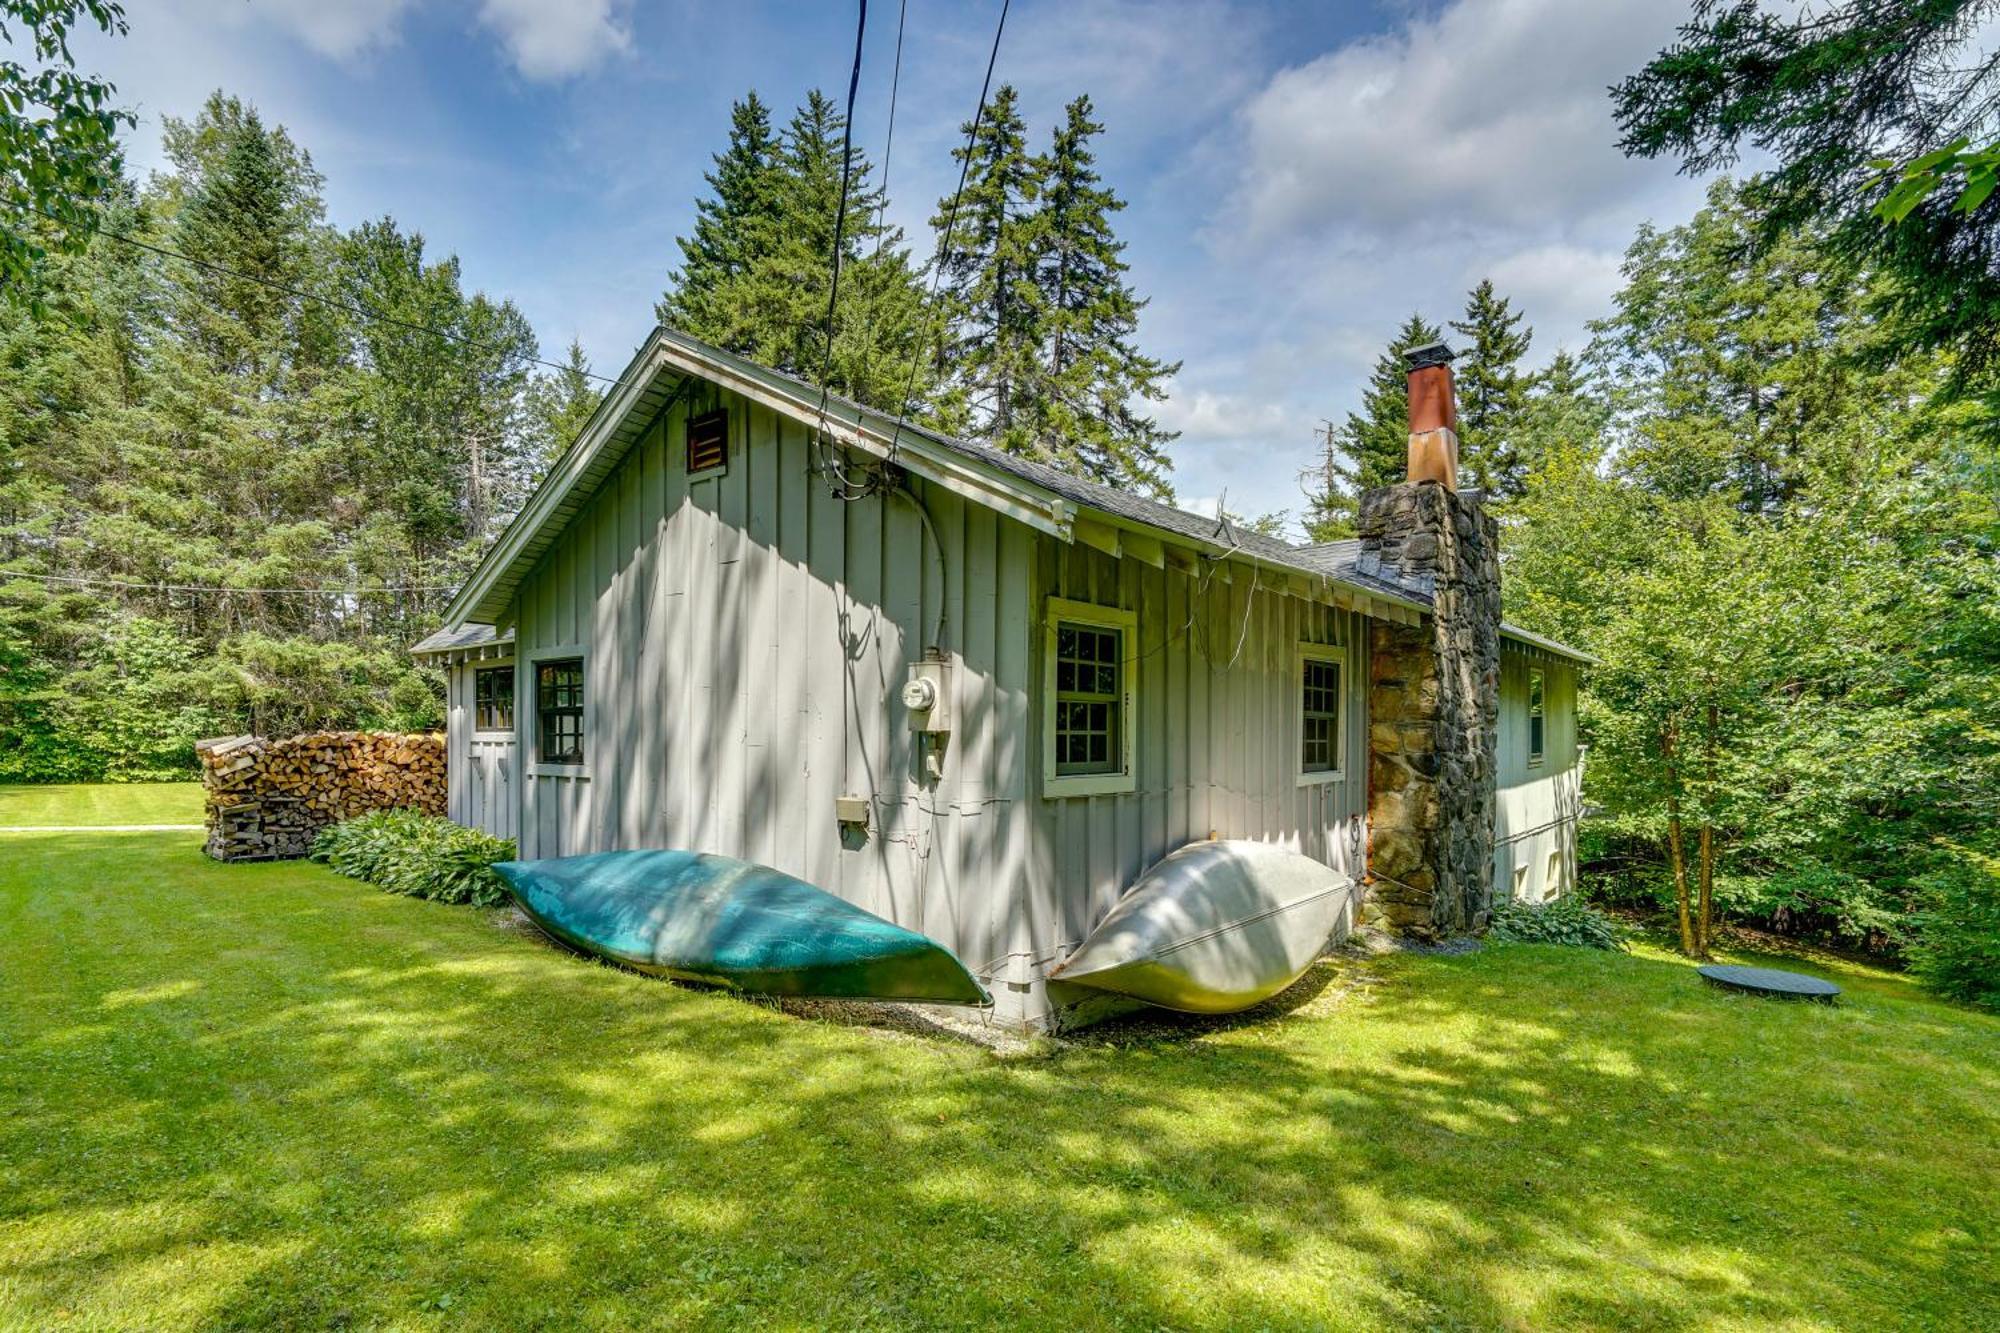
198, 731, 446, 861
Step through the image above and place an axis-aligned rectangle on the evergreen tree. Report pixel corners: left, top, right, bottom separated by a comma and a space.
1507, 349, 1605, 506
657, 92, 781, 339
1031, 95, 1179, 498
168, 97, 323, 376
1450, 279, 1532, 497
1614, 0, 2000, 413
1301, 313, 1441, 536
931, 85, 1043, 447
669, 90, 929, 410
526, 339, 604, 475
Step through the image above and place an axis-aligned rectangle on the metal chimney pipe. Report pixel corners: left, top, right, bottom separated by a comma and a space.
1404, 341, 1459, 490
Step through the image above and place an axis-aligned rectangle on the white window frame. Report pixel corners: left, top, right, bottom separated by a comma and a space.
1296, 642, 1350, 786
526, 644, 591, 779
1527, 666, 1547, 769
1042, 597, 1138, 798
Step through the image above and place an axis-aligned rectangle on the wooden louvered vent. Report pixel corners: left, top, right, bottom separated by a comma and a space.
687, 409, 728, 474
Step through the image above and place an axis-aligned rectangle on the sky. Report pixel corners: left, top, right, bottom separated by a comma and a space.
75, 0, 1715, 530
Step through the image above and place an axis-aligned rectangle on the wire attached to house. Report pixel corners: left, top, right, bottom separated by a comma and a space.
854, 0, 908, 407
881, 0, 1012, 473
808, 0, 889, 502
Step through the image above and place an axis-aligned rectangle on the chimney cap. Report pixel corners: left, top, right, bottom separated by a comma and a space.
1405, 341, 1456, 371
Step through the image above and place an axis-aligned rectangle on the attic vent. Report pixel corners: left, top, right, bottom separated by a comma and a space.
687, 408, 728, 475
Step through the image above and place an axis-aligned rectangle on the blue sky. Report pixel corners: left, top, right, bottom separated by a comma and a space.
79, 0, 1709, 528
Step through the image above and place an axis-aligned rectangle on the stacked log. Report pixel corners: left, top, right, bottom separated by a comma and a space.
198, 731, 446, 862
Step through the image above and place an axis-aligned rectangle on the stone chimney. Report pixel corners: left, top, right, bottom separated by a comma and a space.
1357, 343, 1502, 937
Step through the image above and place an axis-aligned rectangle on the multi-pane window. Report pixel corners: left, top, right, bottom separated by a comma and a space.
1054, 622, 1122, 775
1301, 656, 1342, 774
474, 666, 514, 732
537, 658, 584, 764
1528, 667, 1546, 765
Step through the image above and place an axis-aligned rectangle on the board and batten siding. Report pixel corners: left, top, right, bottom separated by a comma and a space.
445, 657, 516, 840
498, 383, 1373, 1027
507, 386, 1044, 1020
1022, 538, 1371, 1021
1493, 647, 1582, 903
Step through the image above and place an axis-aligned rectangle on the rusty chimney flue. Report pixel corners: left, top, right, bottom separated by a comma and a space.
1404, 341, 1459, 490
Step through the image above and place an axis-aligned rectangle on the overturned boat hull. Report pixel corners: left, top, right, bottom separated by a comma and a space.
1050, 840, 1356, 1013
494, 850, 990, 1006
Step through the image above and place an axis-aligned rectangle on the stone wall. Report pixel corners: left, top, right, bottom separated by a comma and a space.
198, 731, 445, 861
1357, 482, 1501, 936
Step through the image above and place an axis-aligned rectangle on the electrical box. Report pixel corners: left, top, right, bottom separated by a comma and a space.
834, 795, 870, 826
902, 659, 952, 733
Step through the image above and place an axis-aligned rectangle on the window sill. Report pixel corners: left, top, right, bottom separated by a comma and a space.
1297, 768, 1346, 787
1042, 772, 1135, 799
529, 763, 590, 780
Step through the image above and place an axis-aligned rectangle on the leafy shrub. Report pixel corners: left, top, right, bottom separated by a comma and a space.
1907, 852, 2000, 1012
310, 809, 515, 907
1489, 893, 1628, 951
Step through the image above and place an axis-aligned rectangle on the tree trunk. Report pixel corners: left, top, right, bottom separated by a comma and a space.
1663, 719, 1694, 955
1697, 702, 1719, 955
1696, 823, 1715, 958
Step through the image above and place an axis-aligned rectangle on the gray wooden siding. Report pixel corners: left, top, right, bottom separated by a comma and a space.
446, 658, 516, 840
1020, 537, 1371, 1018
503, 384, 1374, 1026
509, 388, 1040, 1019
1494, 649, 1582, 903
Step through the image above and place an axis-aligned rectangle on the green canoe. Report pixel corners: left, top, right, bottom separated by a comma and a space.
494, 849, 990, 1006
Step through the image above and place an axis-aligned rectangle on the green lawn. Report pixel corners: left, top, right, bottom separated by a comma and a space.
1, 826, 1995, 1329
0, 780, 202, 827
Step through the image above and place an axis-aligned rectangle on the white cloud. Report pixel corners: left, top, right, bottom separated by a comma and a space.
1221, 0, 1685, 248
478, 0, 631, 81
186, 0, 414, 61
1480, 242, 1626, 361
1157, 382, 1295, 445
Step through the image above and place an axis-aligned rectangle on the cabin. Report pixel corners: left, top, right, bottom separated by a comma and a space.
412, 327, 1589, 1029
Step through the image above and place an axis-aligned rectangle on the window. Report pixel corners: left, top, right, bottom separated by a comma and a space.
536, 658, 584, 764
474, 666, 514, 732
1298, 647, 1345, 782
686, 408, 728, 475
1042, 598, 1136, 796
1528, 667, 1546, 766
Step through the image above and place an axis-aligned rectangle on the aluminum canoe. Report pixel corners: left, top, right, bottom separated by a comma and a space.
1049, 840, 1356, 1013
494, 849, 990, 1005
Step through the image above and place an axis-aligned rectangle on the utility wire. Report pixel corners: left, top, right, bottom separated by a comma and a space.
853, 0, 908, 406
883, 0, 1011, 468
30, 203, 624, 387
0, 566, 456, 596
809, 0, 875, 498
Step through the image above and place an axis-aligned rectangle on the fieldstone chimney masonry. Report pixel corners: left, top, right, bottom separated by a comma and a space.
1356, 343, 1502, 937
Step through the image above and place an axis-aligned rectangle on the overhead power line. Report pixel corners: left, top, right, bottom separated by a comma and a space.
883, 0, 1012, 467
810, 0, 880, 499
0, 566, 456, 596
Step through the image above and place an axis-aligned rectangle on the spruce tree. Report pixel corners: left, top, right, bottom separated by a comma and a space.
1450, 279, 1533, 497
527, 339, 604, 474
169, 99, 318, 375
1031, 95, 1179, 498
673, 90, 927, 409
1302, 313, 1442, 535
931, 85, 1043, 448
657, 92, 781, 340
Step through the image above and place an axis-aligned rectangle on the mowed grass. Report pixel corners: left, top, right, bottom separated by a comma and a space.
1, 825, 1996, 1328
0, 780, 202, 827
